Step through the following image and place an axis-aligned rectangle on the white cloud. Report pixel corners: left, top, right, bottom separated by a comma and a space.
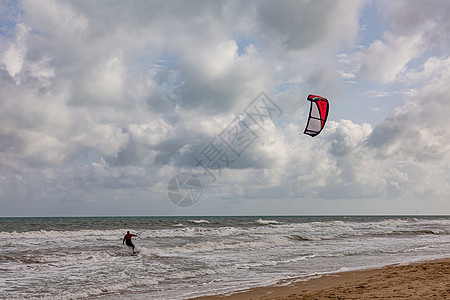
83, 53, 125, 104
1, 23, 28, 80
22, 0, 89, 42
400, 56, 450, 84
181, 39, 238, 80
360, 31, 426, 83
0, 0, 449, 216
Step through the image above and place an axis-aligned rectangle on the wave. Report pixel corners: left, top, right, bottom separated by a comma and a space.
236, 254, 318, 270
0, 228, 127, 238
36, 277, 159, 300
187, 219, 210, 224
255, 219, 280, 225
145, 235, 290, 257
379, 229, 444, 236
289, 234, 314, 241
1, 221, 448, 248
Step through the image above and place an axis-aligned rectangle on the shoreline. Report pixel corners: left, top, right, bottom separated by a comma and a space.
190, 258, 450, 299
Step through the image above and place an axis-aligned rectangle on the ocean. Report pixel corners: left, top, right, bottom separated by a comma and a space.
1, 216, 449, 299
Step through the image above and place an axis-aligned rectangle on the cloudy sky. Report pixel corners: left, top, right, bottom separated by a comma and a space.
1, 0, 449, 216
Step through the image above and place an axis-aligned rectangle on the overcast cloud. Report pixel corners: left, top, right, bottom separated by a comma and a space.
0, 0, 449, 216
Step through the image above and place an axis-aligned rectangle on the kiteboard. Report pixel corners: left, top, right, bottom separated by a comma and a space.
125, 246, 139, 255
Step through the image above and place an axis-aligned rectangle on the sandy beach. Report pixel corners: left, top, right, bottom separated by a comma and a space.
192, 258, 450, 300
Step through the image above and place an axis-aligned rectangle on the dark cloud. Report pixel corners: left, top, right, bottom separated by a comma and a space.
381, 0, 450, 35
257, 0, 339, 50
366, 85, 450, 162
365, 115, 405, 149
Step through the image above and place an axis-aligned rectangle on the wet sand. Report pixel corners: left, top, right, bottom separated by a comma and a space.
191, 258, 450, 299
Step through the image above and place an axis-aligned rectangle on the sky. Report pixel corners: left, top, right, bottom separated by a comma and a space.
0, 0, 449, 217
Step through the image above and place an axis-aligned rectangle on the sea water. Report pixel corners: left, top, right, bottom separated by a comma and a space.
0, 216, 449, 299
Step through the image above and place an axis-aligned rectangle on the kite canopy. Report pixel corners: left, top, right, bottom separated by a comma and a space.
303, 94, 329, 137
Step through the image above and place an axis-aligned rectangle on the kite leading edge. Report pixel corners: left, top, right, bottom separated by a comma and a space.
303, 94, 329, 137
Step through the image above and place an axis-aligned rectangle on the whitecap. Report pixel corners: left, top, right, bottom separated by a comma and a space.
255, 219, 280, 225
187, 219, 210, 224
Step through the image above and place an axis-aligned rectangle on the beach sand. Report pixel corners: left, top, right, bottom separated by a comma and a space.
191, 258, 450, 299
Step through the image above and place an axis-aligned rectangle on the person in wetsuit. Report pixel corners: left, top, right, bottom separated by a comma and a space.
123, 231, 137, 254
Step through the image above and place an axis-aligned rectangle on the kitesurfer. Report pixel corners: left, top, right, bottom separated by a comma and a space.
123, 231, 137, 254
